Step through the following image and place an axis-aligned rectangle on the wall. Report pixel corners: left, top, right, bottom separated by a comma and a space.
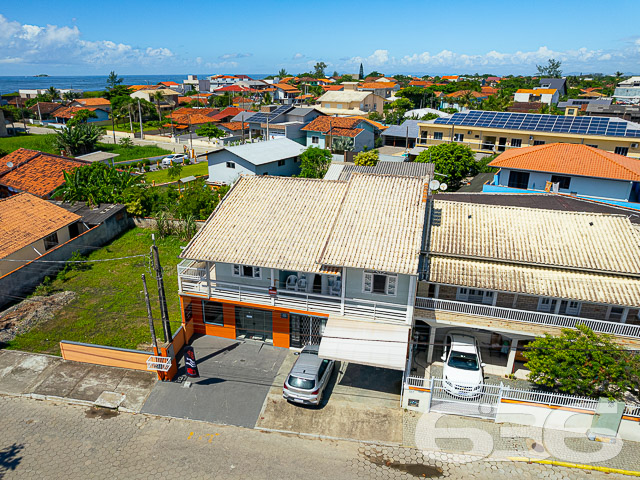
306, 132, 326, 149
214, 262, 273, 289
132, 216, 205, 231
344, 267, 412, 306
353, 130, 375, 152
207, 150, 255, 184
254, 156, 302, 177
60, 340, 150, 371
0, 213, 131, 310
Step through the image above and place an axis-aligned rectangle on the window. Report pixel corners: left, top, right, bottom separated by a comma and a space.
608, 307, 625, 321
615, 146, 629, 156
457, 288, 493, 304
508, 171, 530, 189
533, 140, 545, 146
43, 232, 59, 251
293, 156, 299, 163
363, 271, 397, 296
68, 222, 80, 239
317, 359, 330, 380
277, 159, 286, 167
453, 133, 464, 142
586, 144, 598, 148
550, 175, 571, 189
433, 132, 443, 140
226, 161, 235, 169
232, 264, 261, 279
202, 301, 224, 326
510, 138, 522, 147
537, 297, 556, 312
565, 301, 581, 315
336, 104, 343, 109
312, 136, 319, 144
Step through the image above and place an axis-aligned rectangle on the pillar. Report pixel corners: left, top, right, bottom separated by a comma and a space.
506, 337, 519, 374
340, 268, 346, 315
406, 276, 417, 322
427, 325, 437, 364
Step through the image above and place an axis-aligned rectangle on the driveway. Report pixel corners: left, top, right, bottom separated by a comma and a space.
256, 352, 404, 443
141, 335, 287, 428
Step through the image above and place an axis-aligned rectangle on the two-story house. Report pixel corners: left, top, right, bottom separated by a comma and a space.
300, 116, 384, 152
316, 83, 386, 116
177, 172, 430, 371
614, 76, 640, 104
483, 143, 640, 209
232, 105, 325, 143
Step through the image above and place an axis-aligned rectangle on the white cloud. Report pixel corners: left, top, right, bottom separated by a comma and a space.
349, 49, 390, 67
292, 52, 305, 60
218, 52, 252, 60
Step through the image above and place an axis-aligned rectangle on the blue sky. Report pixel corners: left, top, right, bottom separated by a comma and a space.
1, 0, 639, 76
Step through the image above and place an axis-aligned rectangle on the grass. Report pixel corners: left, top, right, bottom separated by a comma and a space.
5, 228, 185, 355
143, 161, 208, 184
0, 133, 170, 162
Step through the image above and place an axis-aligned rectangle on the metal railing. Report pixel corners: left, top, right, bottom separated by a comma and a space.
415, 297, 640, 339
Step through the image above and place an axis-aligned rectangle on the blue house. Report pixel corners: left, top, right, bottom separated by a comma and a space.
483, 143, 640, 209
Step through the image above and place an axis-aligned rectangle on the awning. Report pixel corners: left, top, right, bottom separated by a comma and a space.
318, 315, 410, 371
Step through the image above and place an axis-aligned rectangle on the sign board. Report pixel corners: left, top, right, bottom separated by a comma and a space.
184, 346, 200, 378
269, 286, 277, 296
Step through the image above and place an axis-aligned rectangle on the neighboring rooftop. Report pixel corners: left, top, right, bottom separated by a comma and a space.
0, 193, 81, 259
215, 138, 306, 165
48, 201, 126, 226
324, 161, 434, 181
75, 151, 120, 163
488, 143, 640, 181
317, 90, 372, 103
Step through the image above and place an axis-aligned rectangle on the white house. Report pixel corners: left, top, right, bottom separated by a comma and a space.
514, 89, 559, 105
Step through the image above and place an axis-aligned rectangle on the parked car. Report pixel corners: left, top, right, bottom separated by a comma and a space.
441, 331, 485, 398
283, 345, 334, 406
161, 154, 187, 166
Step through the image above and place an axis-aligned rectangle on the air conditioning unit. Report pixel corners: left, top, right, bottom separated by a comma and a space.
631, 143, 639, 149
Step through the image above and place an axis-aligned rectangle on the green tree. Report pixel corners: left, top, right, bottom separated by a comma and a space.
332, 136, 354, 153
107, 71, 123, 90
196, 123, 225, 142
359, 63, 364, 80
414, 143, 476, 189
298, 146, 332, 178
313, 62, 327, 78
118, 137, 134, 149
278, 68, 288, 77
53, 162, 140, 205
354, 149, 379, 166
47, 86, 60, 100
53, 123, 105, 156
66, 109, 98, 127
167, 163, 183, 180
383, 97, 413, 125
536, 58, 562, 78
366, 71, 383, 78
63, 91, 81, 101
524, 325, 640, 400
151, 90, 165, 121
396, 87, 434, 109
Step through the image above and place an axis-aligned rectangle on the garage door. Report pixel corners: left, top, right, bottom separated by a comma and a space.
318, 315, 410, 371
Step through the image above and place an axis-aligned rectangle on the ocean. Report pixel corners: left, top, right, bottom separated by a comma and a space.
0, 74, 271, 95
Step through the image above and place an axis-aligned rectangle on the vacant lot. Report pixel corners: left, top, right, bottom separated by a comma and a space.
5, 228, 184, 355
0, 133, 171, 161
143, 161, 208, 184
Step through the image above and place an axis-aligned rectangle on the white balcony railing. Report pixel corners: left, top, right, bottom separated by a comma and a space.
178, 261, 408, 323
415, 297, 640, 339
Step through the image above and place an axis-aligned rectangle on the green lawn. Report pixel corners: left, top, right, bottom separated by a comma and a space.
143, 161, 209, 184
6, 228, 185, 355
0, 133, 170, 162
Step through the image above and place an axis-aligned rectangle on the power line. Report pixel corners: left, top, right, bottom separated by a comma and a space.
0, 253, 150, 264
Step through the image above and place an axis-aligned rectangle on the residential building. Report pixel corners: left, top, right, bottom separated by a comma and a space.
538, 78, 567, 96
0, 193, 82, 277
316, 83, 386, 116
203, 137, 307, 184
441, 75, 462, 82
558, 98, 612, 116
300, 116, 382, 151
381, 119, 421, 148
614, 77, 640, 103
272, 83, 300, 105
231, 105, 324, 143
324, 161, 434, 181
440, 90, 488, 110
177, 172, 428, 371
130, 88, 179, 110
483, 143, 640, 209
358, 82, 399, 99
0, 148, 89, 198
513, 89, 559, 105
208, 107, 247, 123
50, 106, 110, 124
217, 121, 249, 140
18, 88, 82, 99
28, 102, 63, 121
209, 75, 242, 89
183, 75, 210, 93
417, 110, 640, 158
71, 98, 111, 112
586, 103, 640, 123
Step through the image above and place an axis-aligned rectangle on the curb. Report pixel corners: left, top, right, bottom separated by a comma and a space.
254, 426, 402, 447
509, 457, 640, 477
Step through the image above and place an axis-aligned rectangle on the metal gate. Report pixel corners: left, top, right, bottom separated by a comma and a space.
428, 378, 503, 419
290, 315, 326, 347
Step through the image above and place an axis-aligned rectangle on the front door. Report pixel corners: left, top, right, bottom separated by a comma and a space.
290, 315, 326, 347
235, 307, 273, 343
498, 137, 507, 152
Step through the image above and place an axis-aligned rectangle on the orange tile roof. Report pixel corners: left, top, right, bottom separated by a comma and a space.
481, 86, 498, 95
128, 85, 158, 92
279, 77, 294, 84
75, 98, 111, 107
301, 116, 362, 133
322, 85, 343, 91
409, 80, 433, 87
488, 143, 640, 181
441, 75, 459, 80
0, 193, 82, 259
274, 83, 299, 93
445, 90, 486, 98
159, 81, 180, 86
52, 106, 88, 119
350, 116, 388, 131
516, 89, 557, 95
170, 113, 218, 125
219, 121, 247, 131
0, 149, 89, 197
327, 127, 363, 138
209, 107, 246, 122
360, 82, 396, 89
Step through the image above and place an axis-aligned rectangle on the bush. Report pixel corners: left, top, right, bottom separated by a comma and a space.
118, 137, 134, 149
144, 165, 150, 172
354, 149, 379, 167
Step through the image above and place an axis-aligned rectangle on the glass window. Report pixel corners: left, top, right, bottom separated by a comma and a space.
433, 132, 443, 140
608, 307, 625, 321
202, 301, 224, 326
43, 232, 59, 251
373, 274, 387, 294
363, 271, 397, 296
551, 175, 571, 189
511, 138, 522, 147
537, 297, 555, 312
533, 140, 545, 146
317, 359, 330, 380
615, 146, 629, 156
453, 133, 464, 142
277, 159, 285, 166
448, 351, 479, 371
312, 136, 319, 144
226, 161, 235, 168
287, 375, 315, 390
232, 264, 261, 279
566, 300, 581, 315
508, 171, 530, 189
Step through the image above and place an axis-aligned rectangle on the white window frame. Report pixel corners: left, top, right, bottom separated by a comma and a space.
537, 297, 553, 312
457, 287, 493, 304
565, 300, 581, 315
362, 270, 397, 296
433, 131, 443, 140
232, 264, 261, 279
311, 136, 319, 144
226, 161, 236, 169
453, 133, 464, 142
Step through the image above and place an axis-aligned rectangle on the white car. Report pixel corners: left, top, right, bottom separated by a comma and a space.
441, 332, 485, 398
161, 154, 187, 166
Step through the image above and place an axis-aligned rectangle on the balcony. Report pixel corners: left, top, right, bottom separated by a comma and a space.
414, 297, 640, 341
178, 260, 409, 323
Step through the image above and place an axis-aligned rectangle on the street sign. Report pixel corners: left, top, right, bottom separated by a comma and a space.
184, 346, 200, 378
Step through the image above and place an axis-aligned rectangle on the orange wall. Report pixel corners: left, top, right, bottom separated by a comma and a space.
272, 311, 290, 349
60, 341, 150, 371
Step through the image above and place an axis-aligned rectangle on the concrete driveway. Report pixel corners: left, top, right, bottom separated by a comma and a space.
141, 336, 287, 428
256, 352, 404, 444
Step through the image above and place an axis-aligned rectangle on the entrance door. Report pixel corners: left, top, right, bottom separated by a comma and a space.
290, 314, 326, 347
235, 307, 273, 343
497, 137, 507, 152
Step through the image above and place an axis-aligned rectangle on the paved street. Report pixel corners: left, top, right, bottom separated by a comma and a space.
0, 395, 634, 479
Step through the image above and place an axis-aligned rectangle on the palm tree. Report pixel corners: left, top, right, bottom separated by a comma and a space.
54, 124, 105, 156
118, 97, 136, 134
151, 91, 165, 121
47, 86, 60, 100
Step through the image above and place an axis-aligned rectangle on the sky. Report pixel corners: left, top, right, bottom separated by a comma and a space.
1, 0, 639, 76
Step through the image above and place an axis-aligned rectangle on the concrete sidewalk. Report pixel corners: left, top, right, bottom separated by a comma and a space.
0, 349, 155, 412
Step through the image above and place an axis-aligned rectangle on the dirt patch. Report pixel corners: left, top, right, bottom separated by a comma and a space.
85, 407, 119, 420
365, 453, 443, 477
0, 292, 77, 343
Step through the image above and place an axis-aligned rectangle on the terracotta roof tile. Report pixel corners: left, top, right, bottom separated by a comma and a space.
360, 82, 396, 89
74, 98, 111, 107
0, 193, 82, 259
274, 83, 299, 93
209, 107, 247, 122
301, 116, 362, 133
325, 127, 364, 138
28, 102, 63, 115
219, 121, 247, 131
488, 143, 640, 181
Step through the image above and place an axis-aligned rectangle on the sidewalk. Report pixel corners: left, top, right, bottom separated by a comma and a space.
0, 349, 155, 412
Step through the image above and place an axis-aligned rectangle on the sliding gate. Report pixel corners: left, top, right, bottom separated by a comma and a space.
428, 378, 503, 420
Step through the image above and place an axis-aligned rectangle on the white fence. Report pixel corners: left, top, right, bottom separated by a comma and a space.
415, 297, 640, 338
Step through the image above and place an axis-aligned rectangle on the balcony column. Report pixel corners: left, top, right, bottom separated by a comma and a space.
340, 268, 346, 315
427, 325, 437, 364
406, 276, 417, 323
506, 337, 519, 374
205, 261, 211, 298
621, 308, 629, 324
271, 269, 276, 306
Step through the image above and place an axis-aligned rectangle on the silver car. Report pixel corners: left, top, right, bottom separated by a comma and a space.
283, 345, 334, 406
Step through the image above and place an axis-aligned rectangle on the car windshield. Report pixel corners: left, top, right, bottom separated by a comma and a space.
288, 375, 315, 390
448, 351, 479, 371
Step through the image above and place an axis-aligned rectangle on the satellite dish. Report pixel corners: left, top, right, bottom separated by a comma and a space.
6, 162, 13, 168
440, 183, 448, 191
429, 179, 440, 191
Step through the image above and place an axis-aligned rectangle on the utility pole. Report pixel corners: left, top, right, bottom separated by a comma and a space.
137, 98, 145, 140
111, 112, 116, 144
141, 274, 159, 353
151, 234, 171, 342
